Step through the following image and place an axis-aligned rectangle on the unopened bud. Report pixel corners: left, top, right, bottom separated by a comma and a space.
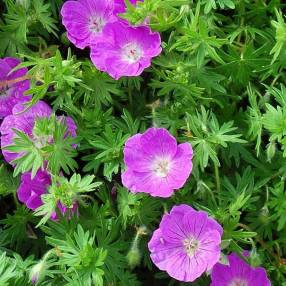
127, 246, 141, 269
29, 249, 54, 285
29, 261, 45, 285
249, 248, 262, 267
127, 226, 148, 269
266, 141, 276, 162
258, 206, 270, 225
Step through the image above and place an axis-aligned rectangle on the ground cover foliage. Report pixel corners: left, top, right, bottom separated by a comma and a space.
0, 0, 286, 285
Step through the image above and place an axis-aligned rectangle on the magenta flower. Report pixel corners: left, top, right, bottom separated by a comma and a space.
148, 204, 223, 282
0, 100, 77, 165
0, 57, 30, 118
90, 21, 161, 79
18, 169, 78, 220
121, 128, 193, 197
211, 252, 271, 286
18, 169, 51, 211
61, 0, 117, 49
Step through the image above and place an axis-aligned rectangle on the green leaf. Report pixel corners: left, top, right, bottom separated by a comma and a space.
0, 164, 19, 196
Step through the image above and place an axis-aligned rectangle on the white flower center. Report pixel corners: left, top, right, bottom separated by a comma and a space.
122, 42, 142, 64
88, 15, 105, 33
229, 279, 248, 286
183, 236, 199, 257
152, 157, 171, 178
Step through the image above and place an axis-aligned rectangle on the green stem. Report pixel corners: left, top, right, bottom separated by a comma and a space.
151, 106, 157, 127
42, 249, 54, 262
214, 163, 221, 193
128, 85, 133, 109
13, 192, 20, 207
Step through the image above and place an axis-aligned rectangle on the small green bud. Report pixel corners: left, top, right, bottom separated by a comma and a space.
127, 246, 141, 269
259, 206, 270, 224
126, 226, 148, 269
29, 261, 46, 285
249, 248, 262, 267
176, 64, 185, 73
266, 141, 276, 162
30, 249, 54, 285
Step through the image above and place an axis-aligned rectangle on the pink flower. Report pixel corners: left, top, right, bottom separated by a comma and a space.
121, 128, 193, 197
0, 57, 30, 118
17, 169, 78, 220
90, 21, 161, 79
0, 101, 77, 165
148, 204, 223, 282
61, 0, 117, 49
18, 169, 51, 211
211, 252, 271, 286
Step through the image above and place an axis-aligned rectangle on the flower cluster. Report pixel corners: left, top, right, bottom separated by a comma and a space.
0, 100, 76, 164
148, 204, 272, 284
121, 128, 272, 283
61, 0, 161, 79
0, 60, 273, 285
0, 97, 78, 220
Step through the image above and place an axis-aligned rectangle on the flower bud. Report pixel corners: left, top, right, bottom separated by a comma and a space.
126, 226, 148, 269
127, 246, 141, 269
29, 261, 45, 285
249, 248, 262, 267
266, 141, 276, 162
29, 249, 54, 285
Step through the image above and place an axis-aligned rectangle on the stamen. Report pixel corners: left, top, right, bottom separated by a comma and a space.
183, 236, 199, 257
152, 158, 171, 178
122, 42, 142, 64
88, 15, 105, 33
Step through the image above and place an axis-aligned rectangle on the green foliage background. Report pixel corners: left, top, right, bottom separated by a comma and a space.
0, 0, 286, 285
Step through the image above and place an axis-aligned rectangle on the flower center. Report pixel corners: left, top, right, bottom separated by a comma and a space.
229, 278, 248, 286
152, 157, 171, 178
88, 15, 105, 33
183, 236, 199, 257
122, 42, 142, 64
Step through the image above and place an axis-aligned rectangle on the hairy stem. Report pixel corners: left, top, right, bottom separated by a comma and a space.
214, 163, 221, 193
